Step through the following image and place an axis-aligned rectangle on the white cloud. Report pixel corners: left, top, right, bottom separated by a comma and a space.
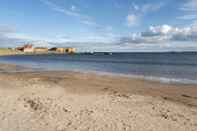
40, 0, 80, 17
70, 5, 77, 11
119, 24, 197, 45
132, 3, 139, 11
114, 2, 121, 9
5, 33, 33, 40
0, 24, 118, 50
115, 24, 197, 51
40, 0, 113, 34
191, 19, 197, 26
141, 3, 164, 13
177, 14, 197, 20
81, 20, 99, 27
31, 41, 54, 47
0, 26, 16, 35
126, 14, 138, 27
0, 25, 55, 48
40, 0, 97, 27
178, 0, 197, 23
148, 25, 172, 35
56, 32, 120, 44
128, 2, 164, 28
2, 23, 197, 52
181, 0, 197, 11
0, 25, 28, 47
105, 26, 113, 31
132, 2, 164, 13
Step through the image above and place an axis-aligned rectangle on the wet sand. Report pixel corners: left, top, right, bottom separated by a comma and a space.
0, 64, 197, 131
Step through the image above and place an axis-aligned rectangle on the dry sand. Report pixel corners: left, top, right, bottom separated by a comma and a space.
0, 64, 197, 131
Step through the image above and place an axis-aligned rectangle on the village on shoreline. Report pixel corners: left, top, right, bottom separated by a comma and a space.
0, 44, 76, 56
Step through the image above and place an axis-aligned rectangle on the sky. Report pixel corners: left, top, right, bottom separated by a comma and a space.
0, 0, 197, 52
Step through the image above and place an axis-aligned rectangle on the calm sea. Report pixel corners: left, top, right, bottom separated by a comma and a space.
0, 52, 197, 84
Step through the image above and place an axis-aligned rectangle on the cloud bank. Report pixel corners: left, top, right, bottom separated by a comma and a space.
1, 24, 197, 52
0, 25, 26, 47
119, 25, 197, 44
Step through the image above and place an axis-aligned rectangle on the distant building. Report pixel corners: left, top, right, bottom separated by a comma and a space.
34, 47, 48, 53
16, 44, 75, 54
16, 44, 34, 53
49, 47, 76, 54
56, 48, 66, 53
66, 48, 76, 54
49, 47, 57, 52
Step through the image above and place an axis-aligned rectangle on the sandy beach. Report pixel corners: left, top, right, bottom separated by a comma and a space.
0, 64, 197, 131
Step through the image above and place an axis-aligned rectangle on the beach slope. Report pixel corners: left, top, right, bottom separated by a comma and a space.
0, 65, 197, 131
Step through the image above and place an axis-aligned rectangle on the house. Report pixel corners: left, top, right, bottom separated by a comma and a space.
49, 47, 57, 52
50, 47, 76, 54
49, 47, 64, 53
56, 48, 66, 53
16, 44, 34, 53
66, 48, 76, 54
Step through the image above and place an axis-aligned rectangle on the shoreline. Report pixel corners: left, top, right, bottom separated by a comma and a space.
0, 61, 197, 85
0, 63, 197, 106
0, 50, 79, 57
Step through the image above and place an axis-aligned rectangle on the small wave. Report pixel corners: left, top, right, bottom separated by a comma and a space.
143, 76, 197, 85
83, 71, 197, 85
0, 61, 196, 85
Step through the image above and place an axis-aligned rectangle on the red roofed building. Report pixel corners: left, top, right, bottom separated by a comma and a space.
17, 44, 34, 53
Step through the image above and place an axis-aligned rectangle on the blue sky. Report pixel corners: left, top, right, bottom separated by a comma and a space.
0, 0, 197, 52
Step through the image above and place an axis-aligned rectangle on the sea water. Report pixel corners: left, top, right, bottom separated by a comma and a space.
0, 52, 197, 84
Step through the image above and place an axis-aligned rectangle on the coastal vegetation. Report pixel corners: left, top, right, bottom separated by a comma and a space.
0, 48, 23, 56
